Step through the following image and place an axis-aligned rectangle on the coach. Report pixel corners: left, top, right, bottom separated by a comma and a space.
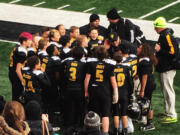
154, 17, 177, 123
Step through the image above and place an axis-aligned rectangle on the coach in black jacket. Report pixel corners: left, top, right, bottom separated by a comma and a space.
154, 17, 177, 123
107, 8, 145, 47
80, 14, 107, 39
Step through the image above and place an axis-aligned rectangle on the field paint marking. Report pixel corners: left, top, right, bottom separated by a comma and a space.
118, 10, 123, 13
57, 4, 70, 10
9, 0, 21, 4
168, 17, 180, 22
139, 0, 180, 19
33, 1, 46, 7
83, 7, 96, 13
0, 39, 18, 44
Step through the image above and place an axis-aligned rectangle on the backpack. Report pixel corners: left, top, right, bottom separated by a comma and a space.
172, 37, 180, 69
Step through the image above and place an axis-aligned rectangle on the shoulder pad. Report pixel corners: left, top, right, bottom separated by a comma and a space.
61, 57, 74, 63
51, 56, 60, 61
121, 63, 131, 67
80, 57, 86, 63
63, 48, 71, 54
38, 51, 48, 56
104, 59, 116, 65
84, 48, 88, 54
22, 67, 30, 71
50, 42, 62, 48
32, 70, 43, 75
18, 46, 27, 54
129, 54, 137, 58
87, 58, 98, 62
139, 57, 150, 62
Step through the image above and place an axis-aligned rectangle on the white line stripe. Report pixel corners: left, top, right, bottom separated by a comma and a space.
118, 10, 123, 13
33, 1, 46, 7
57, 4, 70, 10
83, 7, 96, 13
9, 0, 21, 4
139, 0, 180, 19
0, 39, 18, 44
168, 17, 180, 23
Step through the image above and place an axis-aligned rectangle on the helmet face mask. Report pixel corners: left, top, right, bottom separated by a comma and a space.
128, 95, 141, 120
137, 97, 151, 116
127, 95, 151, 120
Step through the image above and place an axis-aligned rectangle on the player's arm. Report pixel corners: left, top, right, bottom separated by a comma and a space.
110, 76, 118, 104
16, 63, 24, 84
140, 74, 148, 98
84, 73, 91, 98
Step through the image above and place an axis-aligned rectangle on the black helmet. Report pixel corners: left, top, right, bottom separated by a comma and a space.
138, 97, 151, 115
128, 96, 141, 120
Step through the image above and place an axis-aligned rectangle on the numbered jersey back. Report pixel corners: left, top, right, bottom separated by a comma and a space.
87, 58, 116, 87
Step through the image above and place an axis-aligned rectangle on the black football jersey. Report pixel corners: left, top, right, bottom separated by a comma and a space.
114, 63, 133, 95
61, 57, 86, 91
22, 68, 51, 93
87, 37, 103, 57
27, 47, 37, 58
138, 57, 156, 91
60, 48, 71, 60
9, 45, 27, 69
86, 58, 116, 88
122, 54, 138, 77
38, 50, 49, 71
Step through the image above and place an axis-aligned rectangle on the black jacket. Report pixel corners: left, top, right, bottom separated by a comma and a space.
80, 23, 108, 38
108, 18, 146, 46
156, 28, 177, 73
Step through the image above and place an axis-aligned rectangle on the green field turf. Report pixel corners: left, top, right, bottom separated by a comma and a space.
0, 0, 180, 24
0, 41, 180, 134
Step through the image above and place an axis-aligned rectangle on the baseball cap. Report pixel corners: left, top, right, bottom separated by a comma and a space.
107, 8, 120, 20
19, 32, 33, 40
153, 17, 167, 28
108, 32, 118, 42
84, 111, 101, 127
90, 14, 100, 22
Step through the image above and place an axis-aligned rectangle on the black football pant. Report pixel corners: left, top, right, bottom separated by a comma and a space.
9, 69, 23, 101
63, 90, 85, 128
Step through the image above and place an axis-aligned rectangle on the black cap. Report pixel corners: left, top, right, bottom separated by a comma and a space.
108, 32, 118, 42
90, 14, 100, 22
107, 8, 120, 20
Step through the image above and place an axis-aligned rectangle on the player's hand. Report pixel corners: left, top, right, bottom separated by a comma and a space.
139, 91, 144, 98
155, 43, 161, 52
112, 94, 118, 104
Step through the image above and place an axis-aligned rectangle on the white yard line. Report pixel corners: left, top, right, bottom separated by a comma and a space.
33, 1, 46, 7
57, 4, 70, 10
118, 10, 123, 14
9, 0, 21, 4
83, 7, 96, 13
139, 0, 180, 19
0, 39, 18, 44
168, 17, 180, 23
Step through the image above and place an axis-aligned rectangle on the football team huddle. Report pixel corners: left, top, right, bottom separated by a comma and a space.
8, 8, 178, 135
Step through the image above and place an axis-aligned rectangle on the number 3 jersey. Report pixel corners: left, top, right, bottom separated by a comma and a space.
61, 57, 86, 91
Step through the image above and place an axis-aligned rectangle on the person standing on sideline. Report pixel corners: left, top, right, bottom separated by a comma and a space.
154, 17, 178, 123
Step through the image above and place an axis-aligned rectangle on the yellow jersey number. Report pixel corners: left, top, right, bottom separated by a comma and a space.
116, 73, 125, 87
23, 79, 35, 93
96, 69, 103, 82
132, 65, 137, 77
69, 67, 77, 81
